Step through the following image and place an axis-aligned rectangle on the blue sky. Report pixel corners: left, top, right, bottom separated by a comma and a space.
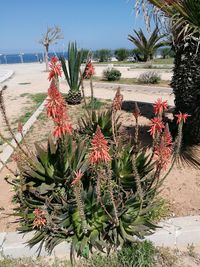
0, 0, 147, 54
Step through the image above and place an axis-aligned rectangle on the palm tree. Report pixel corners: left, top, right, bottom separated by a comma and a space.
135, 0, 200, 145
128, 28, 167, 62
39, 26, 63, 71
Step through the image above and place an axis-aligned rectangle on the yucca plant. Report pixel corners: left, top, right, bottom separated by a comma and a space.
60, 42, 84, 105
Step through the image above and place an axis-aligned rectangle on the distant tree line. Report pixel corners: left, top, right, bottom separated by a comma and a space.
80, 47, 174, 63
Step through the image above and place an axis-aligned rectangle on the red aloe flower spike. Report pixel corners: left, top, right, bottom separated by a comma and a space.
89, 126, 111, 164
133, 102, 141, 120
113, 87, 123, 111
46, 80, 65, 118
85, 61, 95, 78
148, 117, 165, 138
72, 170, 83, 186
163, 123, 173, 146
154, 124, 173, 170
153, 98, 168, 115
154, 140, 172, 170
53, 122, 72, 138
48, 56, 62, 81
46, 80, 73, 138
33, 208, 47, 229
175, 112, 191, 124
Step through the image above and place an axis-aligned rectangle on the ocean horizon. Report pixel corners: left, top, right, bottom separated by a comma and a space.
0, 52, 68, 64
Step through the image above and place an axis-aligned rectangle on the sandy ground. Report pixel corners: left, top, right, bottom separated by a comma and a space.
93, 65, 172, 80
0, 62, 199, 232
0, 62, 173, 136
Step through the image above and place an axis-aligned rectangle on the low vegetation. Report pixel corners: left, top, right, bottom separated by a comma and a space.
103, 68, 121, 81
138, 71, 161, 84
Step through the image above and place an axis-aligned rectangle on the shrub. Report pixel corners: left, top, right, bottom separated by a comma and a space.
114, 48, 129, 61
138, 71, 161, 84
103, 68, 121, 81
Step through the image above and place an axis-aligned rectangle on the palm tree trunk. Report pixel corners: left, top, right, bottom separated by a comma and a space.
171, 37, 200, 144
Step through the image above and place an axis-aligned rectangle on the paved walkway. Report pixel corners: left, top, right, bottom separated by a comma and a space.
83, 81, 174, 106
0, 69, 14, 83
0, 216, 199, 259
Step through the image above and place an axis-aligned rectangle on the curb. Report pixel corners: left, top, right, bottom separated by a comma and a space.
0, 99, 46, 171
0, 216, 200, 259
0, 69, 14, 83
147, 216, 200, 248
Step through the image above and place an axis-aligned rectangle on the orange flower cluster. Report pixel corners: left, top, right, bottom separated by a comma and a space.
149, 98, 190, 170
46, 80, 72, 138
113, 87, 123, 111
48, 56, 62, 81
149, 117, 165, 138
33, 208, 47, 228
153, 98, 168, 115
85, 61, 95, 78
89, 126, 111, 164
175, 112, 190, 124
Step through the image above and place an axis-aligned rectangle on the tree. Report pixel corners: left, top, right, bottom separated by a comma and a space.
81, 49, 90, 63
39, 26, 63, 71
94, 49, 112, 62
160, 47, 174, 59
128, 28, 167, 62
114, 48, 129, 61
135, 0, 200, 145
130, 48, 143, 62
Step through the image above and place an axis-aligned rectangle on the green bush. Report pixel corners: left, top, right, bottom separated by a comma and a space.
138, 71, 161, 84
103, 68, 121, 81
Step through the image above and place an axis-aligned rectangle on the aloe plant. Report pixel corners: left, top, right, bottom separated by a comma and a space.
79, 109, 121, 139
2, 80, 186, 262
60, 42, 84, 105
10, 136, 159, 258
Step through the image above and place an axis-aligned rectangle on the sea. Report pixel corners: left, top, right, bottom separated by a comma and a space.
0, 52, 68, 64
